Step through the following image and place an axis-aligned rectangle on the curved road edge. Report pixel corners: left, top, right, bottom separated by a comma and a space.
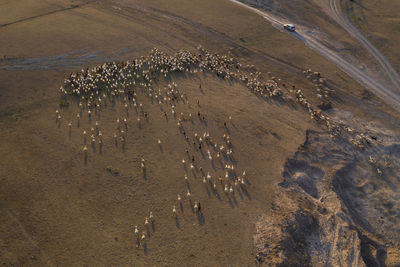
228, 0, 400, 111
329, 0, 400, 91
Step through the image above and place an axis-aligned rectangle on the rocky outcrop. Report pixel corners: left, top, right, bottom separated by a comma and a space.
254, 130, 400, 266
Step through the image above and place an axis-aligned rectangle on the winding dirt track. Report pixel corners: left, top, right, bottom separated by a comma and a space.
329, 0, 400, 91
229, 0, 400, 110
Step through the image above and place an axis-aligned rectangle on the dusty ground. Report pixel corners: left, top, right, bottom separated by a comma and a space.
0, 0, 399, 266
237, 0, 400, 111
342, 0, 400, 73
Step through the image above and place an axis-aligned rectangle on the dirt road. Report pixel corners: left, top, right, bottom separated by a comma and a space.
327, 0, 400, 91
229, 0, 400, 110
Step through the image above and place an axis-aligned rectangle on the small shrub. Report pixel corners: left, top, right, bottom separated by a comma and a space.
59, 100, 70, 107
106, 166, 119, 175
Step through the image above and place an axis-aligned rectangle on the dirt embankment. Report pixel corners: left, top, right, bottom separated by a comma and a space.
254, 128, 400, 266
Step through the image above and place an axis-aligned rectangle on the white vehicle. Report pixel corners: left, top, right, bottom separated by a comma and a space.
284, 24, 295, 32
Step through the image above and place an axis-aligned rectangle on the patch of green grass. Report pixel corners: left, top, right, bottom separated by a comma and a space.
362, 89, 372, 100
343, 1, 364, 29
59, 99, 70, 107
304, 6, 314, 11
106, 166, 120, 175
394, 25, 400, 32
12, 112, 22, 121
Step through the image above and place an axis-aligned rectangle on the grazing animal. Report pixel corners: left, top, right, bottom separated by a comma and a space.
172, 205, 177, 215
135, 226, 139, 236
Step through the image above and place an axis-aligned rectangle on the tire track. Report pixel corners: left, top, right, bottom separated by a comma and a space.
0, 2, 95, 28
229, 0, 400, 110
0, 6, 78, 28
5, 211, 56, 266
329, 0, 400, 91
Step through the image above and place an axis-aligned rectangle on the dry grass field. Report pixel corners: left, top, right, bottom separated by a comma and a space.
343, 0, 400, 72
0, 0, 399, 266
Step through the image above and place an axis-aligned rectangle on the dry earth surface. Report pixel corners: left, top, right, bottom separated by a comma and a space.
342, 0, 400, 73
0, 0, 399, 266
